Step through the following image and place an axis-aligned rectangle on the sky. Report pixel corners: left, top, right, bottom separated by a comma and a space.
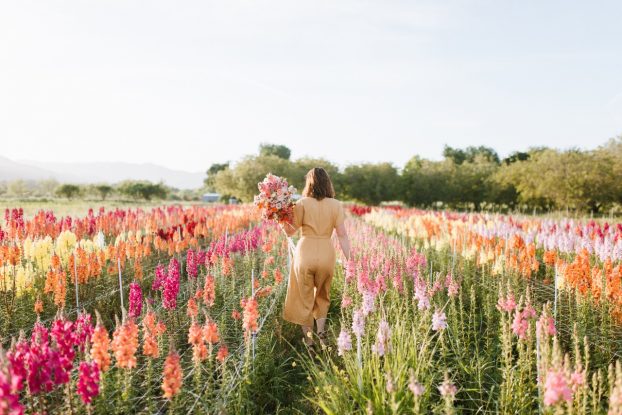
1, 0, 621, 172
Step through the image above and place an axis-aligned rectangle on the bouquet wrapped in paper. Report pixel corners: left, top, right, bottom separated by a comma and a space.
254, 173, 297, 224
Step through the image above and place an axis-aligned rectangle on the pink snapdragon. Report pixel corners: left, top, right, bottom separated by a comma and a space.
408, 376, 424, 397
445, 274, 460, 297
361, 291, 376, 316
543, 369, 572, 406
570, 370, 585, 389
352, 309, 366, 338
345, 259, 356, 283
438, 378, 457, 397
496, 293, 516, 313
414, 284, 430, 310
406, 250, 427, 278
536, 315, 556, 337
337, 330, 352, 356
341, 295, 353, 309
371, 320, 391, 357
432, 310, 447, 331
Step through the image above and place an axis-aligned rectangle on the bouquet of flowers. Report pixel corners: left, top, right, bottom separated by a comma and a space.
254, 173, 297, 224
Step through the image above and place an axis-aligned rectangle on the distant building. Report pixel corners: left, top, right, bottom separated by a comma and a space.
202, 192, 220, 203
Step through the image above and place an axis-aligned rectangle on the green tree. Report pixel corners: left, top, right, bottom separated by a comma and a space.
401, 158, 456, 207
443, 145, 500, 165
259, 143, 291, 160
93, 184, 114, 200
494, 149, 616, 212
117, 181, 168, 201
6, 180, 31, 198
288, 158, 341, 194
204, 163, 230, 192
213, 155, 291, 202
341, 163, 399, 205
55, 184, 82, 199
36, 179, 60, 197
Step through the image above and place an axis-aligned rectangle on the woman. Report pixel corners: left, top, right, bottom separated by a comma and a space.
281, 167, 351, 346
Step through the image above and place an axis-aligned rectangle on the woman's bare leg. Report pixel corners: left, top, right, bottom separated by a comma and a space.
302, 325, 314, 346
316, 318, 327, 346
316, 317, 326, 334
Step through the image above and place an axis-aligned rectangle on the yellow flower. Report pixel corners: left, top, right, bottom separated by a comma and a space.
56, 231, 77, 266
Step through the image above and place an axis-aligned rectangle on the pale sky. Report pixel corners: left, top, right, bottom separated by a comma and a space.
1, 0, 621, 172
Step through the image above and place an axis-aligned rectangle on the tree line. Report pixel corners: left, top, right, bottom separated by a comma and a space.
207, 139, 622, 213
0, 180, 186, 201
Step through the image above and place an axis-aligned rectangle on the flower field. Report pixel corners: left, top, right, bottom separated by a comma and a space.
1, 204, 622, 414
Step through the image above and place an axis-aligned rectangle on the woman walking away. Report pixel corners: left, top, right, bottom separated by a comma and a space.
281, 167, 351, 347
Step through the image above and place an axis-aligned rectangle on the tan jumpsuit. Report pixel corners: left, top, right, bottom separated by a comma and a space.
282, 197, 345, 326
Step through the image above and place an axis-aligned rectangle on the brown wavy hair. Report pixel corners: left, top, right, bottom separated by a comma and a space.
302, 167, 335, 200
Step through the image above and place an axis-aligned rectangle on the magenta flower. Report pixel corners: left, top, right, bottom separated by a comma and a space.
432, 310, 447, 331
0, 368, 23, 415
543, 369, 572, 406
186, 249, 198, 279
162, 258, 180, 310
77, 361, 100, 404
50, 318, 77, 383
75, 313, 94, 352
341, 295, 353, 309
128, 282, 143, 318
152, 264, 166, 291
337, 330, 352, 356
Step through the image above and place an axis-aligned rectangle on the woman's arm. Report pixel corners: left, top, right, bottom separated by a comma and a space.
335, 223, 351, 261
281, 200, 304, 237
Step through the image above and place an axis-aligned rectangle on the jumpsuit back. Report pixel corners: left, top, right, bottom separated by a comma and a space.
282, 197, 345, 326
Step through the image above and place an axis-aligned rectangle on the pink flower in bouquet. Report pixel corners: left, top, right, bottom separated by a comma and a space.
254, 174, 297, 224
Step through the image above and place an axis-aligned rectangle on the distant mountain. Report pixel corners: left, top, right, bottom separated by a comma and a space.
0, 156, 69, 181
0, 157, 205, 189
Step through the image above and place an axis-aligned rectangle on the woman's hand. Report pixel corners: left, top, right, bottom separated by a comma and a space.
280, 221, 297, 237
